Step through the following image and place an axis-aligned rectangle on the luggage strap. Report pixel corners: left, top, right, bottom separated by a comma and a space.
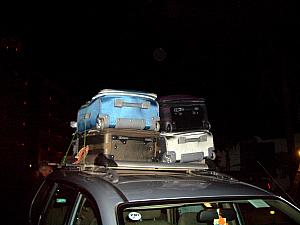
63, 109, 88, 165
82, 110, 88, 164
61, 132, 77, 165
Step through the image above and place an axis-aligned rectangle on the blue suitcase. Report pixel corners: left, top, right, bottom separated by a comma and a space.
76, 89, 160, 133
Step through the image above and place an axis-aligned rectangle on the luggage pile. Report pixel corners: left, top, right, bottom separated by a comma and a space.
66, 89, 215, 167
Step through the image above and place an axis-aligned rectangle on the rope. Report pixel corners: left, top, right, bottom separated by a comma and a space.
61, 132, 77, 165
83, 111, 88, 164
84, 114, 87, 147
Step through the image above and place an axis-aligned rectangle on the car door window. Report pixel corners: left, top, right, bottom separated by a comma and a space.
29, 182, 55, 225
72, 195, 100, 225
40, 184, 77, 225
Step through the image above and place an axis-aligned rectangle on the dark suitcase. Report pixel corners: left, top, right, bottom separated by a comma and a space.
77, 128, 161, 166
158, 95, 210, 132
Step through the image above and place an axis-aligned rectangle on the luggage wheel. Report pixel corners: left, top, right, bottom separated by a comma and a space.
210, 152, 216, 160
166, 124, 172, 132
155, 121, 160, 131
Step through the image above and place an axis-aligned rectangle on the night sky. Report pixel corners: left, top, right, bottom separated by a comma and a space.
2, 1, 300, 223
1, 2, 300, 147
3, 2, 300, 137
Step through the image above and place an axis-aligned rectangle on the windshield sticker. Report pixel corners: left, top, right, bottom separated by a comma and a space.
249, 199, 270, 208
128, 212, 141, 221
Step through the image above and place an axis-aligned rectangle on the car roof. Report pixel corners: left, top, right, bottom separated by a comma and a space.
48, 166, 274, 204
45, 164, 276, 225
115, 173, 272, 202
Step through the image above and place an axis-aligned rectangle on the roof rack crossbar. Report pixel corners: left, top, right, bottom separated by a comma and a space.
80, 164, 119, 183
109, 161, 209, 173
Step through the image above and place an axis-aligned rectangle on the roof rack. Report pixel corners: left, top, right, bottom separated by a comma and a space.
60, 160, 210, 172
80, 164, 119, 183
78, 161, 211, 184
58, 161, 238, 184
190, 170, 238, 181
108, 161, 209, 173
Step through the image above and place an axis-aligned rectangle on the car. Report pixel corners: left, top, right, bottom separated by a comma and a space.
29, 161, 300, 225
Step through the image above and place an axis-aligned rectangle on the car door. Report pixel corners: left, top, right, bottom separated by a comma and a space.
38, 183, 78, 225
69, 193, 101, 225
29, 181, 56, 225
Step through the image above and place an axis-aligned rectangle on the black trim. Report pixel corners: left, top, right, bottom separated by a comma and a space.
71, 192, 103, 225
82, 193, 102, 225
37, 183, 58, 225
66, 192, 82, 225
29, 181, 56, 225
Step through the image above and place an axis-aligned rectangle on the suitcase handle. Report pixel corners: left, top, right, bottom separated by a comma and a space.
178, 135, 207, 144
113, 135, 156, 143
115, 99, 150, 109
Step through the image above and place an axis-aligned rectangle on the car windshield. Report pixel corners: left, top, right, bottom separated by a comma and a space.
120, 197, 300, 225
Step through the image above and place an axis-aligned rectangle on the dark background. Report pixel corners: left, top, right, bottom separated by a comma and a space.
1, 1, 300, 224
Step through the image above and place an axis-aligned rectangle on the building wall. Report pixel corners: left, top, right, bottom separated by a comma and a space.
217, 136, 291, 191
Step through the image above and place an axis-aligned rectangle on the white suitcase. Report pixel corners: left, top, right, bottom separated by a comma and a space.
160, 130, 215, 163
